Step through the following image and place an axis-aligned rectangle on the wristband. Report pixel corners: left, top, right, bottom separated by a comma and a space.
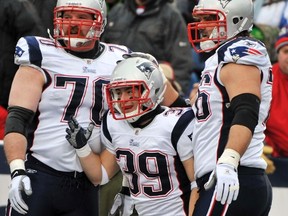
190, 181, 198, 190
75, 144, 92, 158
218, 148, 240, 169
11, 169, 26, 178
122, 175, 130, 187
100, 165, 109, 185
9, 159, 25, 173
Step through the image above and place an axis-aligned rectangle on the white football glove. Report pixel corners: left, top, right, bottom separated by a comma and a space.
204, 163, 239, 205
9, 170, 32, 214
109, 192, 134, 216
204, 149, 240, 205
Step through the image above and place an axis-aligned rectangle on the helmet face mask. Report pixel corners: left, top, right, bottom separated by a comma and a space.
53, 0, 107, 51
106, 57, 166, 122
188, 10, 227, 53
187, 0, 254, 53
106, 81, 153, 122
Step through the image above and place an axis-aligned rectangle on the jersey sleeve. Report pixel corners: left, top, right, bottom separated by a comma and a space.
172, 108, 195, 161
14, 36, 47, 81
222, 38, 271, 68
15, 36, 42, 66
100, 111, 116, 155
15, 37, 30, 65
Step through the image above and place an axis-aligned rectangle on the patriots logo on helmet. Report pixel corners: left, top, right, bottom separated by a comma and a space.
218, 0, 231, 8
99, 0, 104, 8
136, 62, 156, 80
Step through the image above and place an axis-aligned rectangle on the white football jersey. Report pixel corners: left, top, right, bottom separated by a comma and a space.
101, 107, 195, 216
192, 37, 273, 179
14, 36, 130, 172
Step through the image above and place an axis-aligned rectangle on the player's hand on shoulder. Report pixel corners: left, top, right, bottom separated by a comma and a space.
9, 169, 32, 214
65, 116, 94, 149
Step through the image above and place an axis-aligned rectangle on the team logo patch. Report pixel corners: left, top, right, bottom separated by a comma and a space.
136, 62, 156, 80
83, 66, 96, 73
129, 139, 139, 147
15, 46, 25, 57
229, 46, 262, 62
218, 0, 231, 8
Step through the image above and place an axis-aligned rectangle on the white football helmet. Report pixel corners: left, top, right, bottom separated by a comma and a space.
106, 56, 166, 122
187, 0, 254, 52
53, 0, 107, 51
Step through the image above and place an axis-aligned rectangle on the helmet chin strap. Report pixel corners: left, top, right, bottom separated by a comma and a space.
62, 24, 99, 49
114, 103, 144, 123
68, 38, 91, 48
200, 27, 222, 52
126, 109, 144, 123
130, 105, 163, 128
200, 40, 217, 52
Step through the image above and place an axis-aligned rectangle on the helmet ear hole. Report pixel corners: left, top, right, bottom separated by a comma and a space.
233, 17, 239, 24
155, 88, 160, 95
233, 17, 244, 25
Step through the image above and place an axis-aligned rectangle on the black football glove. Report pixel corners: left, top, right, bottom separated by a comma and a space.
65, 116, 94, 149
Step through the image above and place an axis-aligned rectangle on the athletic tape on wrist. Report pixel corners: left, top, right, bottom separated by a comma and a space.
75, 144, 92, 158
100, 165, 109, 185
9, 159, 25, 173
122, 175, 130, 187
190, 181, 198, 190
218, 148, 240, 169
11, 169, 26, 178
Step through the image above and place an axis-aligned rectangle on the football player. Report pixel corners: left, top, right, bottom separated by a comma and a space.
187, 0, 273, 215
66, 56, 198, 216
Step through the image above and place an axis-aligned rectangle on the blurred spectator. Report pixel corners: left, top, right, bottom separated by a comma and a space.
28, 0, 57, 36
106, 0, 121, 11
250, 23, 280, 64
160, 62, 183, 94
262, 145, 276, 174
173, 0, 209, 97
0, 0, 46, 109
265, 27, 288, 158
253, 0, 265, 19
101, 0, 193, 95
255, 0, 288, 29
172, 0, 196, 24
0, 106, 7, 139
